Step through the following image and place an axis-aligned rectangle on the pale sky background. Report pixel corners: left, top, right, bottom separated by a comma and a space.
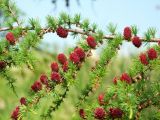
14, 0, 160, 56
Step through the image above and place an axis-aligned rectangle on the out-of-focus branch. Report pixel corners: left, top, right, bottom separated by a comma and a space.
136, 93, 160, 120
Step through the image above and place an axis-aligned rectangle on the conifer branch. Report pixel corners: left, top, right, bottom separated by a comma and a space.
76, 35, 123, 110
0, 26, 160, 42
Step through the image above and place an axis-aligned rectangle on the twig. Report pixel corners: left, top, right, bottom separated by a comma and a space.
0, 26, 159, 42
135, 93, 160, 120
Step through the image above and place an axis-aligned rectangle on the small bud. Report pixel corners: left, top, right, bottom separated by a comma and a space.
86, 36, 97, 48
123, 27, 132, 40
6, 32, 16, 45
56, 26, 68, 38
51, 62, 59, 72
20, 97, 27, 105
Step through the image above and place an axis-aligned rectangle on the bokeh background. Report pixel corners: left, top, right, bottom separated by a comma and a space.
0, 0, 160, 119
